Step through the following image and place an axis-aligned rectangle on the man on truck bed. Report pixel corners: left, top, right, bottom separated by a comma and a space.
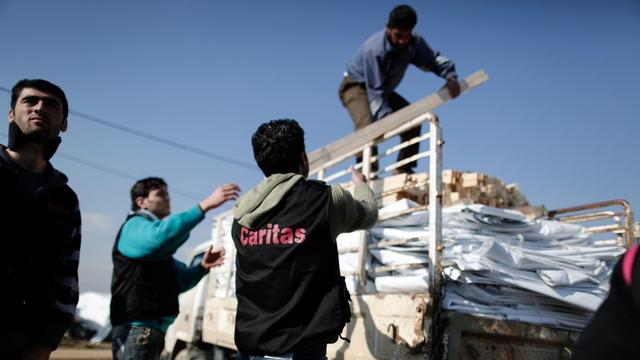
110, 177, 240, 359
339, 4, 460, 174
2, 79, 81, 360
232, 119, 378, 359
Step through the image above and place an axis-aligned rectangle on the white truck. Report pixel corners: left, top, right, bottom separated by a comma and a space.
164, 71, 638, 359
165, 200, 636, 360
163, 241, 217, 360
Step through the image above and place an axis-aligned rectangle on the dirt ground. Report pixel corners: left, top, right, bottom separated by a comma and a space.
51, 339, 111, 360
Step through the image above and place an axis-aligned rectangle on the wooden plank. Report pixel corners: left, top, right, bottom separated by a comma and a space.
442, 169, 460, 184
308, 70, 489, 172
461, 172, 486, 188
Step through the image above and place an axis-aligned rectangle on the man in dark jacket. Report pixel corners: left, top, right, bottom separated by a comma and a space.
232, 119, 378, 359
1, 79, 81, 359
573, 244, 640, 359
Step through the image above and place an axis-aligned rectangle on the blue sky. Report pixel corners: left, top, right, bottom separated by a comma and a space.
1, 1, 639, 292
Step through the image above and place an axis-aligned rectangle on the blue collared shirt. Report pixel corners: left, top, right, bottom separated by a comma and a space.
346, 30, 457, 119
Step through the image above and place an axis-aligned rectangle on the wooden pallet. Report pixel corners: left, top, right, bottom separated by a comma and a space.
341, 169, 547, 218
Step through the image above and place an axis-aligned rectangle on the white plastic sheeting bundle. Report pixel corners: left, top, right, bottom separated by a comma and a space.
337, 199, 625, 330
208, 200, 624, 330
75, 292, 112, 343
210, 213, 236, 298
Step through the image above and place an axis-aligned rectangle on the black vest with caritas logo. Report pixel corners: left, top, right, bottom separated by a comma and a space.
110, 213, 179, 327
232, 180, 351, 355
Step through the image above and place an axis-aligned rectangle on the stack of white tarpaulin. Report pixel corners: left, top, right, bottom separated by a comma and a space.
336, 199, 626, 330
75, 292, 112, 343
211, 213, 236, 298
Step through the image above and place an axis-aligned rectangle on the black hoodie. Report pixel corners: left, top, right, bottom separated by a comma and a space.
0, 145, 81, 353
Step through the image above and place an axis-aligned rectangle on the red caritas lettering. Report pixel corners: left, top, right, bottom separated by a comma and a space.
294, 228, 306, 243
240, 224, 306, 247
240, 227, 249, 246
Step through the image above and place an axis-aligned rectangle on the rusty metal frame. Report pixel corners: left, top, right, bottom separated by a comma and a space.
310, 112, 442, 296
311, 113, 435, 183
547, 199, 637, 247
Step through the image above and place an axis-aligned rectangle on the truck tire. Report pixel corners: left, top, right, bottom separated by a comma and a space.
175, 346, 215, 360
213, 346, 232, 360
174, 349, 189, 360
189, 346, 212, 360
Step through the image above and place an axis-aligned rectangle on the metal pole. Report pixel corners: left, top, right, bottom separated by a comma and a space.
428, 113, 443, 293
362, 142, 372, 179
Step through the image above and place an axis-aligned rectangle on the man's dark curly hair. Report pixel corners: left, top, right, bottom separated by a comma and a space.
130, 177, 167, 211
388, 4, 417, 30
11, 79, 69, 120
251, 119, 306, 176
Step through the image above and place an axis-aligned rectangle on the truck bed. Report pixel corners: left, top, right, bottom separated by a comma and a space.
201, 292, 580, 359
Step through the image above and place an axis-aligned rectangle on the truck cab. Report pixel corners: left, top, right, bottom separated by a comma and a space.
164, 241, 216, 360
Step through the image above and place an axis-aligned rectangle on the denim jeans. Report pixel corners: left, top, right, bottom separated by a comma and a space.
112, 324, 165, 360
237, 352, 327, 360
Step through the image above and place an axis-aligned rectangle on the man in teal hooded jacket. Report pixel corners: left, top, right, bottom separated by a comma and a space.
111, 177, 240, 359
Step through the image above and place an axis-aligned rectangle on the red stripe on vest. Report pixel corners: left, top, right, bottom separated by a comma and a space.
623, 245, 639, 287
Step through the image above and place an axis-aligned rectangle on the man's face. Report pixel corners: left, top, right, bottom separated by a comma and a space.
140, 187, 171, 219
8, 87, 67, 139
386, 27, 412, 49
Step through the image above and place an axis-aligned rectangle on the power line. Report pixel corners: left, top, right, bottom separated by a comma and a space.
0, 85, 256, 170
69, 108, 256, 169
0, 132, 201, 201
57, 152, 202, 201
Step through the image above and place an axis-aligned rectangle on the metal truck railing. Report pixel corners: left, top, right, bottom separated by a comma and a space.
307, 70, 488, 176
313, 113, 442, 293
548, 199, 638, 248
307, 70, 489, 295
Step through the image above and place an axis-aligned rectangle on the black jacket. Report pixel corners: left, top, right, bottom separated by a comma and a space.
232, 180, 351, 355
0, 145, 81, 351
573, 245, 640, 359
110, 213, 180, 327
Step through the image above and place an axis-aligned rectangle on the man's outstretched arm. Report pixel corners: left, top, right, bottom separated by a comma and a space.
412, 34, 460, 98
329, 167, 378, 239
174, 247, 225, 293
119, 183, 240, 259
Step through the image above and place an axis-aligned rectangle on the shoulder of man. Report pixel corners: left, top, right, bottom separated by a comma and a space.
410, 32, 432, 51
366, 29, 386, 43
125, 211, 155, 224
305, 179, 327, 186
0, 145, 12, 169
48, 167, 79, 203
360, 30, 387, 56
296, 179, 332, 197
60, 184, 80, 208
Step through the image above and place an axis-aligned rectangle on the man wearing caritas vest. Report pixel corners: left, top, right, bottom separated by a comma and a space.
232, 119, 378, 359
